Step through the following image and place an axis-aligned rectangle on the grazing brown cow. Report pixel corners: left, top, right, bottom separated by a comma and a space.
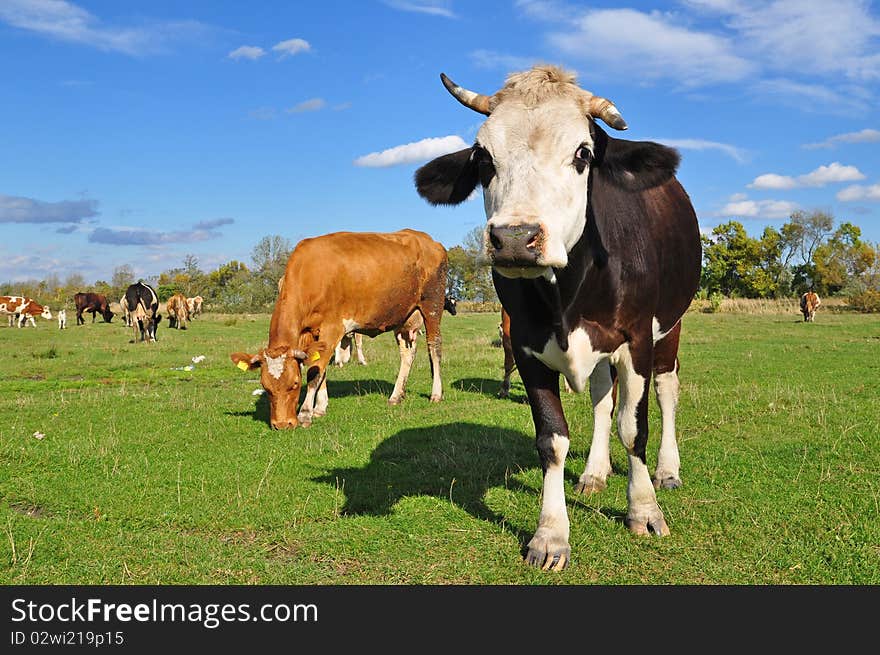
231, 229, 448, 429
800, 291, 821, 322
74, 292, 113, 325
166, 293, 190, 330
0, 295, 52, 327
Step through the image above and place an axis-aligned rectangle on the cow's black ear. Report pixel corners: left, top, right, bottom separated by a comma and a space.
592, 124, 680, 191
415, 148, 479, 206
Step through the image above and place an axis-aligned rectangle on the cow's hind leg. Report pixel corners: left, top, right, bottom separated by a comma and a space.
576, 359, 617, 494
613, 340, 669, 537
354, 333, 367, 365
421, 308, 443, 403
388, 329, 418, 405
653, 323, 683, 490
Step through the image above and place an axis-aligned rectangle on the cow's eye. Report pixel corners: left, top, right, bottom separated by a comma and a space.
573, 144, 592, 171
473, 145, 496, 187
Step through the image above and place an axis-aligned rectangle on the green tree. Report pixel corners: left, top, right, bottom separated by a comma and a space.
814, 223, 875, 295
701, 221, 779, 297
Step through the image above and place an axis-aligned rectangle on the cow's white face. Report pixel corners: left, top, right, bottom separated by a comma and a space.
476, 98, 594, 279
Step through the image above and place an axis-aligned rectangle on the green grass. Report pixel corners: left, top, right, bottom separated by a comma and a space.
1, 310, 878, 584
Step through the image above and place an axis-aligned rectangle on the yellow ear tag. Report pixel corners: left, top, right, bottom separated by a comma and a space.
237, 360, 249, 371
310, 351, 321, 361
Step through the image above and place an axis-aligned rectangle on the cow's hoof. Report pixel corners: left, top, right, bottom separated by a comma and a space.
387, 395, 404, 406
574, 476, 607, 494
524, 533, 571, 571
625, 515, 670, 537
297, 413, 313, 428
312, 409, 326, 418
429, 394, 442, 403
653, 475, 682, 490
497, 390, 509, 399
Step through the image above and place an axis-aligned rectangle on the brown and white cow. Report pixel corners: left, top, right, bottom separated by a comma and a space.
415, 65, 701, 569
800, 291, 821, 322
74, 292, 114, 325
186, 295, 203, 318
166, 293, 190, 330
231, 229, 448, 429
0, 296, 52, 328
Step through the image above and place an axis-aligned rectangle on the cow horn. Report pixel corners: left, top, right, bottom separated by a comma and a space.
292, 349, 308, 361
440, 73, 492, 115
587, 94, 628, 131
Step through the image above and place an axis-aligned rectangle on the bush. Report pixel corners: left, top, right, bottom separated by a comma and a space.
846, 289, 880, 312
705, 291, 725, 313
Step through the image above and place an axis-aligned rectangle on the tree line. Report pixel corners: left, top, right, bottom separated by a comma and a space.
3, 210, 878, 313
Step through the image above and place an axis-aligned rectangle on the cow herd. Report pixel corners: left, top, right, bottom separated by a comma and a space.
0, 64, 831, 572
1, 284, 204, 344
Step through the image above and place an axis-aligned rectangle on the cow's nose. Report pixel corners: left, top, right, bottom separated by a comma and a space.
271, 417, 297, 430
489, 224, 543, 265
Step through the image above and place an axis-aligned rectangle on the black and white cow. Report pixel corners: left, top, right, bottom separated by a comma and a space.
123, 281, 161, 343
415, 65, 701, 570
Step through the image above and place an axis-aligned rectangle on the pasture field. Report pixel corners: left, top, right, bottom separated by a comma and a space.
1, 309, 878, 585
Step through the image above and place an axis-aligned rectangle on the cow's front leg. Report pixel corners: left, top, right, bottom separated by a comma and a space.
297, 363, 327, 427
576, 359, 616, 494
613, 342, 669, 536
520, 356, 571, 570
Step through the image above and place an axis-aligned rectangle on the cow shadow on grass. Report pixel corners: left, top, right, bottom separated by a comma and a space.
454, 377, 529, 404
225, 392, 271, 424
326, 378, 395, 399
313, 421, 627, 554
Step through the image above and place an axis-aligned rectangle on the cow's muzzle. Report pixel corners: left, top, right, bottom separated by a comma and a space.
488, 224, 543, 267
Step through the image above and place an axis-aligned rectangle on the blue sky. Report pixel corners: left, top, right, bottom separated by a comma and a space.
1, 0, 878, 284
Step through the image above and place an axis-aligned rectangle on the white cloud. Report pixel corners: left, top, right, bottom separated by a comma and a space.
0, 0, 209, 55
719, 197, 798, 219
749, 162, 865, 189
724, 0, 880, 81
752, 78, 872, 116
548, 8, 755, 86
286, 98, 326, 113
803, 128, 880, 149
354, 135, 468, 168
272, 38, 311, 57
836, 183, 880, 202
798, 162, 866, 186
228, 45, 265, 60
382, 1, 456, 18
648, 138, 748, 163
748, 174, 796, 190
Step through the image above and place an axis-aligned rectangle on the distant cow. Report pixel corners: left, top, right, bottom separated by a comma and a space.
333, 294, 457, 368
800, 291, 821, 322
119, 295, 132, 327
0, 295, 52, 328
74, 292, 114, 325
231, 229, 448, 429
123, 281, 161, 343
166, 293, 190, 330
186, 296, 203, 318
58, 309, 67, 329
